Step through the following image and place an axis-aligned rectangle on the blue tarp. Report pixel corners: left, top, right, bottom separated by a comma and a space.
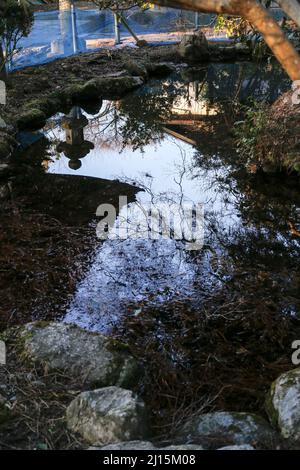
10, 6, 284, 71
11, 7, 204, 70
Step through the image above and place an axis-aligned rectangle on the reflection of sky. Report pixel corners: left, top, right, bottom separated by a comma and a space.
45, 103, 241, 332
47, 114, 240, 228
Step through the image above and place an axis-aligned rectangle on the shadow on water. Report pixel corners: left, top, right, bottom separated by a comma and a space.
7, 61, 300, 431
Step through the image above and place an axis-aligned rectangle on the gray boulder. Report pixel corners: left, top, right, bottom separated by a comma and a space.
17, 108, 47, 131
266, 368, 300, 441
96, 441, 204, 451
91, 441, 204, 450
90, 441, 155, 450
176, 412, 277, 449
19, 322, 140, 388
66, 387, 148, 445
178, 30, 210, 64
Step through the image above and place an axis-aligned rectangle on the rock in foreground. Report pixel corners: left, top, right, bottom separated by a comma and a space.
176, 412, 277, 449
66, 387, 148, 445
93, 442, 204, 450
266, 368, 300, 441
19, 322, 140, 388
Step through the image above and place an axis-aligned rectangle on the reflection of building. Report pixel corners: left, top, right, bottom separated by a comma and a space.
172, 82, 218, 119
57, 107, 94, 170
164, 81, 218, 146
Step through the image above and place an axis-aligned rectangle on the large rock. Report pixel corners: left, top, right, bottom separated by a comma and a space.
266, 368, 300, 441
66, 387, 148, 445
92, 442, 204, 450
66, 76, 143, 103
176, 412, 277, 449
19, 322, 140, 388
17, 108, 47, 131
178, 30, 210, 64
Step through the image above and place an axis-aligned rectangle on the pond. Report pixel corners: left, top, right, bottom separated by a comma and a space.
10, 61, 300, 424
16, 61, 297, 327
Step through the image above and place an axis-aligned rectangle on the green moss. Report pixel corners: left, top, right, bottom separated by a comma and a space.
23, 96, 61, 118
80, 79, 102, 100
17, 108, 47, 131
64, 83, 85, 102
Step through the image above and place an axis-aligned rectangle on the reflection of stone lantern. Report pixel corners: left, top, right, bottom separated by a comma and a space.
56, 106, 94, 170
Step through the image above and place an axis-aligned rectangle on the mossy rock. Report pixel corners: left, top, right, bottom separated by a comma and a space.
16, 322, 141, 389
92, 76, 143, 98
175, 411, 278, 449
65, 76, 143, 104
66, 387, 149, 445
266, 368, 300, 441
17, 108, 47, 131
81, 79, 102, 99
64, 83, 85, 102
23, 96, 62, 118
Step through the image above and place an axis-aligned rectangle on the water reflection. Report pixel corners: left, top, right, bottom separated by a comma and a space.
35, 62, 299, 331
56, 107, 94, 170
